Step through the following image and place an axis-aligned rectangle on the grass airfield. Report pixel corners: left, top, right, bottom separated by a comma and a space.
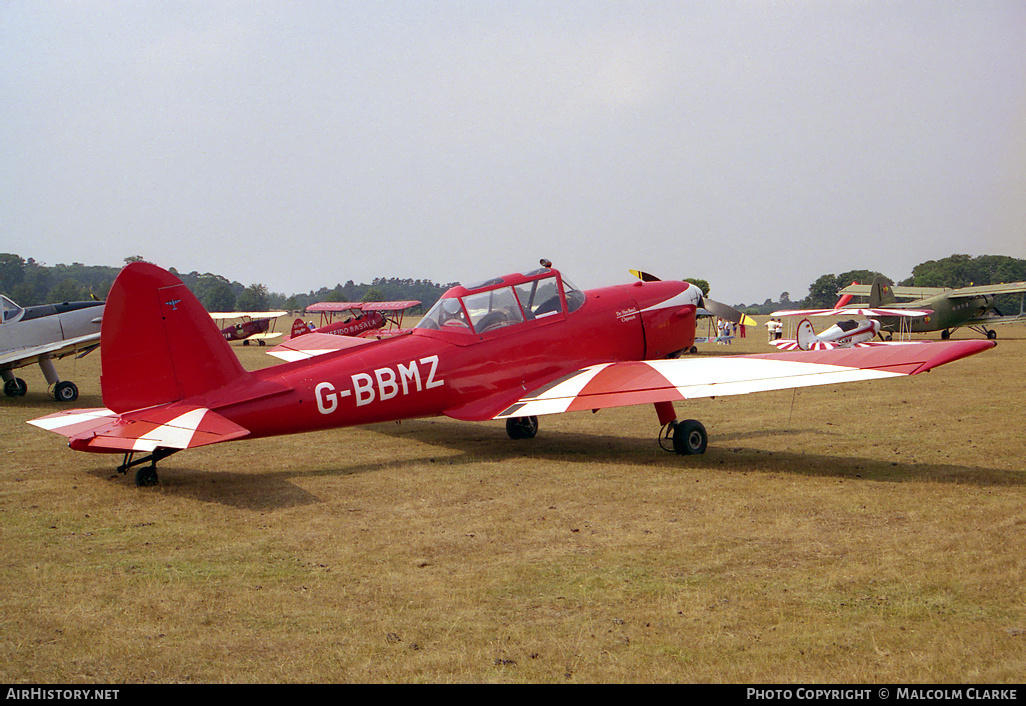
2, 320, 1025, 683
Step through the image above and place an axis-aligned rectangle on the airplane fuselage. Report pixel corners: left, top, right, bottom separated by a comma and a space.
202, 278, 699, 442
0, 299, 104, 358
878, 293, 993, 334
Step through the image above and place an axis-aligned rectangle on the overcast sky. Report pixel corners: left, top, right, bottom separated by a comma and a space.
3, 1, 1024, 305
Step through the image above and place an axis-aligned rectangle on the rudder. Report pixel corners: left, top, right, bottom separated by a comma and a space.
101, 262, 248, 413
869, 276, 896, 308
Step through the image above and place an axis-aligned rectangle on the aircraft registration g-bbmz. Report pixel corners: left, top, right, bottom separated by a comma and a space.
29, 260, 995, 486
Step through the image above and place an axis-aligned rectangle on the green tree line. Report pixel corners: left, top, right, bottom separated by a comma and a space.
0, 254, 453, 314
4, 252, 1023, 318
731, 254, 1026, 315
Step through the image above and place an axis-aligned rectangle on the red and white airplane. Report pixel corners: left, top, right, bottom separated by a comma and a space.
770, 307, 932, 351
29, 261, 994, 486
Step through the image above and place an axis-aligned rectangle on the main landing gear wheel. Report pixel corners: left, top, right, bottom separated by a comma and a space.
4, 378, 27, 397
987, 329, 997, 340
506, 416, 539, 440
53, 381, 79, 402
672, 419, 708, 455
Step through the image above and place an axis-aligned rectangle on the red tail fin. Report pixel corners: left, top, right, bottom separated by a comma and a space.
834, 281, 858, 308
290, 318, 311, 338
101, 262, 248, 413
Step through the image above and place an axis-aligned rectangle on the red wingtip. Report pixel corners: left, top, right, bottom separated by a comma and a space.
911, 339, 996, 375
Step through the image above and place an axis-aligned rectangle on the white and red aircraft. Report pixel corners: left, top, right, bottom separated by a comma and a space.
770, 307, 932, 351
29, 261, 993, 486
1, 294, 104, 401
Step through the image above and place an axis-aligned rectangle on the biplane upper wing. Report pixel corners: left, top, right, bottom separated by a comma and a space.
208, 311, 288, 320
770, 307, 932, 318
482, 339, 993, 421
306, 301, 420, 313
836, 283, 950, 300
936, 281, 1026, 298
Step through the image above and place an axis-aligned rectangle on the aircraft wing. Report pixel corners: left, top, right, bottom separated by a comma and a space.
209, 311, 288, 321
306, 301, 420, 313
771, 307, 932, 317
483, 340, 993, 421
837, 283, 949, 299
28, 404, 250, 453
963, 311, 1026, 327
358, 301, 421, 312
944, 281, 1026, 298
0, 332, 101, 369
267, 332, 375, 361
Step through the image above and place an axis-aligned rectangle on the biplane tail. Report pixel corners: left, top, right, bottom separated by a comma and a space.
869, 276, 896, 308
100, 262, 249, 413
290, 318, 312, 339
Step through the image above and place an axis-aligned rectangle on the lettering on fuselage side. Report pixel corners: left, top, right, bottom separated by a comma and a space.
315, 355, 444, 414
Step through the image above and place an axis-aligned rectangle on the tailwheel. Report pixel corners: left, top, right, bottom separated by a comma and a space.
117, 448, 180, 486
672, 419, 708, 455
135, 465, 159, 487
506, 416, 539, 439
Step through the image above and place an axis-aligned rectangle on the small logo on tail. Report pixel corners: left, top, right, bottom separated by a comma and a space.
165, 299, 182, 311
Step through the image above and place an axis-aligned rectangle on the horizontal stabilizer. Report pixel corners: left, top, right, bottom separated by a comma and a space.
268, 332, 374, 361
29, 405, 250, 453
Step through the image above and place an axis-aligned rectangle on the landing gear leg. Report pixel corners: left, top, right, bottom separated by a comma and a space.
117, 448, 180, 486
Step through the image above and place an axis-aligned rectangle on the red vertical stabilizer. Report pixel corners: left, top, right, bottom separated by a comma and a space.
834, 282, 858, 308
101, 262, 249, 413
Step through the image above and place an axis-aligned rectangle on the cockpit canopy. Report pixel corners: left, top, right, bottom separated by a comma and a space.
416, 266, 585, 335
1, 295, 24, 324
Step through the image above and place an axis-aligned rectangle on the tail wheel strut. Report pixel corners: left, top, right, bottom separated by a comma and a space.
117, 448, 180, 486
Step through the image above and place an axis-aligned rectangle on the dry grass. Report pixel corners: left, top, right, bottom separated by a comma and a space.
1, 321, 1024, 683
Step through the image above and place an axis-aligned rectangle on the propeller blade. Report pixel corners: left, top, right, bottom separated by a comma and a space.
704, 298, 756, 326
629, 270, 661, 282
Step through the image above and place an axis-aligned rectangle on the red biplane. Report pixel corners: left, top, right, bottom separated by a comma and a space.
288, 300, 420, 345
30, 261, 994, 486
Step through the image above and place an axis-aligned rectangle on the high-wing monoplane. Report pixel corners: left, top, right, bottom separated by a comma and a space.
1, 294, 104, 401
30, 261, 994, 486
209, 311, 288, 346
835, 276, 1026, 339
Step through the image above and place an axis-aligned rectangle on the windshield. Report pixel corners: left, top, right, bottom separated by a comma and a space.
1, 295, 23, 324
416, 271, 585, 334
